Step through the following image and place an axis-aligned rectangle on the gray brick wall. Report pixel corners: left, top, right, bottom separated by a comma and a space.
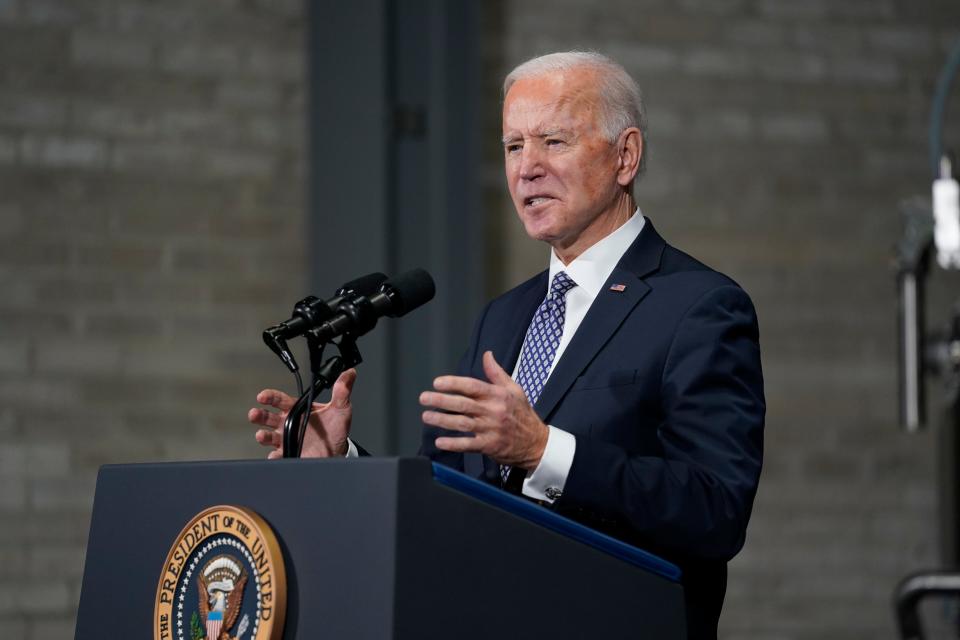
0, 1, 306, 635
485, 0, 960, 638
4, 0, 960, 637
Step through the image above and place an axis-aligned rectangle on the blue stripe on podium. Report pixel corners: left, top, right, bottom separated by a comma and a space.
431, 462, 681, 582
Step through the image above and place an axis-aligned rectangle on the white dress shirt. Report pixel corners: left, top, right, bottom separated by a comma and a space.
346, 210, 646, 505
519, 210, 645, 502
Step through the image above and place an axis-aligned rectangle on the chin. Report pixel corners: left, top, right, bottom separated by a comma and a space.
520, 218, 558, 244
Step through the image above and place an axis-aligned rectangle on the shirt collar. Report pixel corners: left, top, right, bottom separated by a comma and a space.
548, 209, 645, 297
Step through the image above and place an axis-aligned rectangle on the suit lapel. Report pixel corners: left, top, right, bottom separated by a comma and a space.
467, 271, 547, 484
533, 220, 666, 422
492, 271, 548, 374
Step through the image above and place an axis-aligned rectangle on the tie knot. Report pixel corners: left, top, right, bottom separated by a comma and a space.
550, 271, 576, 298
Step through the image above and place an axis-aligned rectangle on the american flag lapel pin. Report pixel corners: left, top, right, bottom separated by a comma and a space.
609, 283, 627, 292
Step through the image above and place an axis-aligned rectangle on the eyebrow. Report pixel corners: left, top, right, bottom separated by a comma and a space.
501, 128, 573, 145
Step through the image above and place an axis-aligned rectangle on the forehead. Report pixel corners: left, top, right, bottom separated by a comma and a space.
502, 69, 602, 134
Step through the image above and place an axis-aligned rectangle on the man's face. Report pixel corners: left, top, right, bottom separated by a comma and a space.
502, 68, 624, 255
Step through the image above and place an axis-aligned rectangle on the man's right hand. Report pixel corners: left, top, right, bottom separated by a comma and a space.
248, 369, 357, 459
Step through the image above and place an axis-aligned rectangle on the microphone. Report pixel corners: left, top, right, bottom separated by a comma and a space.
263, 272, 388, 371
310, 269, 435, 343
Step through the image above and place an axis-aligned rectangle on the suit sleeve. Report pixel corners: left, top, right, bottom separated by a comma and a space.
559, 284, 764, 560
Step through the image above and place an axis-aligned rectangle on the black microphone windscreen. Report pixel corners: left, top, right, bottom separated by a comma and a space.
337, 272, 388, 296
383, 268, 435, 316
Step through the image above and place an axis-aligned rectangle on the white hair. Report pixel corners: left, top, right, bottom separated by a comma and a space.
503, 51, 648, 176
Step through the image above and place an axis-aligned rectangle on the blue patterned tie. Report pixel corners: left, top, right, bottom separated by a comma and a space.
501, 271, 577, 486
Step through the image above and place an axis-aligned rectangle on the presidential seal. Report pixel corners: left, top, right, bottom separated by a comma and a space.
154, 505, 286, 640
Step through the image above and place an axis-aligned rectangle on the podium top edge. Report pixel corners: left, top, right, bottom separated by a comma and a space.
431, 462, 682, 582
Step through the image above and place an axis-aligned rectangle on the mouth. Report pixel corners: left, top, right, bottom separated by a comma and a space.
523, 195, 555, 208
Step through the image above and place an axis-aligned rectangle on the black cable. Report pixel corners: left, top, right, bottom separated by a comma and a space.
294, 368, 304, 398
297, 373, 319, 457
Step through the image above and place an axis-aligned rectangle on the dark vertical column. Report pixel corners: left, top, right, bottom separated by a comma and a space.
308, 1, 392, 452
309, 1, 483, 454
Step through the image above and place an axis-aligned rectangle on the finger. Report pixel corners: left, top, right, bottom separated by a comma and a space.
435, 435, 484, 453
267, 449, 283, 460
422, 410, 475, 432
248, 408, 284, 429
255, 428, 280, 447
330, 368, 358, 409
482, 351, 513, 385
433, 374, 490, 398
256, 388, 296, 411
419, 391, 481, 416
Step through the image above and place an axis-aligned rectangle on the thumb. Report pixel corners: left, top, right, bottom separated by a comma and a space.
330, 368, 357, 409
482, 351, 512, 386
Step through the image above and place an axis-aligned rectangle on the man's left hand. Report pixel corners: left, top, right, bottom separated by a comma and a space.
420, 351, 548, 470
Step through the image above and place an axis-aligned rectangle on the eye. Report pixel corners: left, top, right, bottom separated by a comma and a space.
505, 143, 522, 154
545, 138, 564, 147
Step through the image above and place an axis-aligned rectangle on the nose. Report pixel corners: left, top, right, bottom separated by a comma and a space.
519, 144, 545, 181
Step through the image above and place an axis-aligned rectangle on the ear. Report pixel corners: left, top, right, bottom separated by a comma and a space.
615, 127, 642, 187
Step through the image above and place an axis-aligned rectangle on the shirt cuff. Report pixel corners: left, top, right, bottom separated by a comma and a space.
522, 426, 576, 503
344, 438, 359, 458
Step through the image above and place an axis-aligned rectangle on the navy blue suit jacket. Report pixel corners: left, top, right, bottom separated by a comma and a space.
421, 219, 765, 638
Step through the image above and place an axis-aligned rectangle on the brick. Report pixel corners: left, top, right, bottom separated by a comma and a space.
113, 4, 196, 33
0, 239, 70, 269
216, 80, 281, 110
159, 42, 241, 76
724, 21, 787, 47
830, 57, 900, 86
0, 478, 25, 510
83, 313, 164, 340
682, 48, 751, 76
71, 103, 158, 138
19, 135, 107, 170
605, 44, 680, 74
170, 244, 248, 273
756, 52, 826, 83
10, 581, 71, 614
828, 0, 895, 20
0, 133, 14, 164
692, 110, 753, 139
33, 278, 115, 306
0, 618, 26, 638
76, 244, 163, 272
793, 25, 863, 53
0, 337, 28, 374
247, 47, 304, 81
35, 341, 122, 375
678, 0, 746, 15
29, 476, 95, 512
757, 0, 827, 20
28, 546, 85, 578
159, 108, 240, 143
70, 31, 154, 70
759, 113, 828, 142
23, 443, 69, 478
0, 0, 16, 21
205, 149, 275, 178
29, 618, 77, 640
109, 141, 199, 174
0, 95, 66, 129
0, 204, 22, 234
866, 26, 936, 56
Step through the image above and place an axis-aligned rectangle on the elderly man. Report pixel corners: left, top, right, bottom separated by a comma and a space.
250, 51, 764, 638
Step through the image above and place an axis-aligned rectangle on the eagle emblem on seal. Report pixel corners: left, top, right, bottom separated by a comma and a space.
197, 555, 248, 640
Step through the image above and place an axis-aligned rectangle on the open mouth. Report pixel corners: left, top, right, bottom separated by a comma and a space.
524, 196, 554, 207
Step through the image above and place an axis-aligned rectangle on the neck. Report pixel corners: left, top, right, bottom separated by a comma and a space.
553, 193, 635, 265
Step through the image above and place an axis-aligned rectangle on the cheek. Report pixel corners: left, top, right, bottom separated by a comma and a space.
575, 154, 616, 200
